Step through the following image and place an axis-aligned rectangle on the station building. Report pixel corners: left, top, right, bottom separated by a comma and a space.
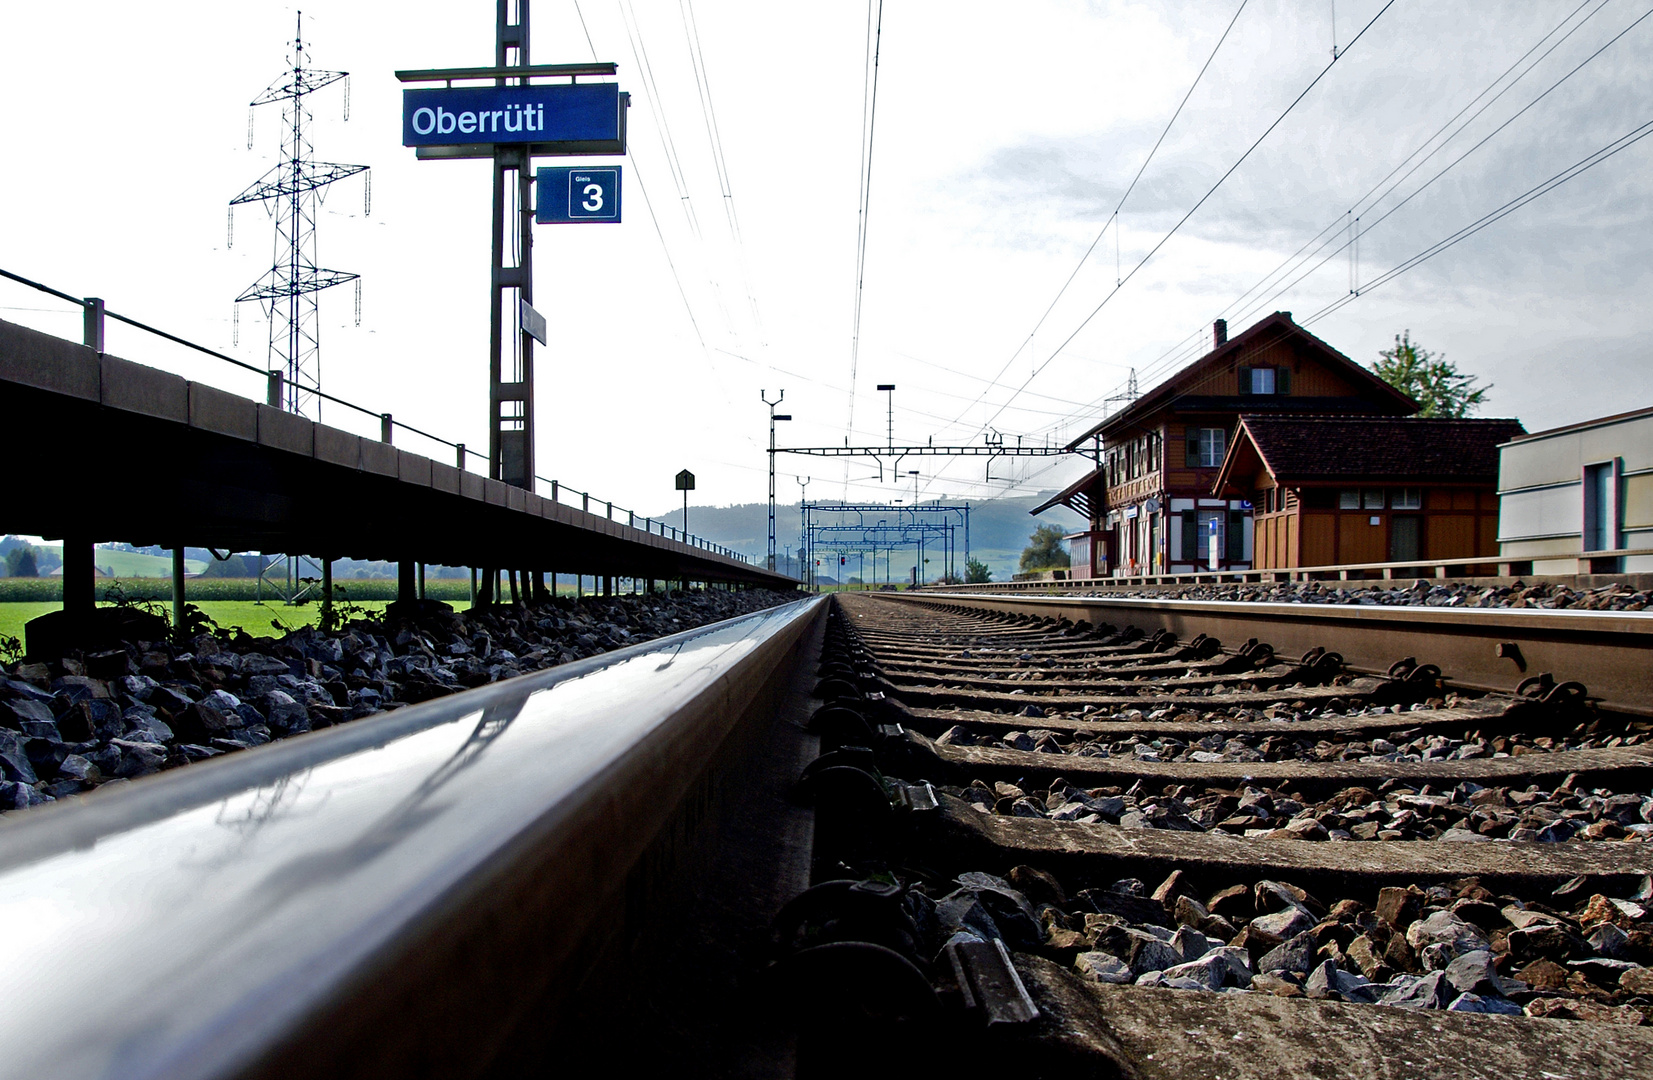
1497, 405, 1653, 575
1034, 312, 1418, 576
1211, 415, 1524, 570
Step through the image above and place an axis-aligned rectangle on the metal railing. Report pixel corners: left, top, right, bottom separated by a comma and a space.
0, 266, 754, 566
936, 548, 1653, 592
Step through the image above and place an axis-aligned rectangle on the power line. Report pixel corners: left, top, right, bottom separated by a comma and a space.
947, 0, 1251, 433
620, 0, 742, 337
1191, 0, 1638, 352
678, 0, 766, 337
572, 0, 598, 58
1116, 0, 1612, 400
949, 1, 1397, 450
1303, 116, 1653, 325
1033, 103, 1653, 453
627, 155, 710, 356
847, 0, 884, 442
1064, 0, 1640, 420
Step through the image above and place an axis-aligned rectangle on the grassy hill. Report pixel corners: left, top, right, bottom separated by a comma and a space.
650, 494, 1085, 583
2, 544, 207, 578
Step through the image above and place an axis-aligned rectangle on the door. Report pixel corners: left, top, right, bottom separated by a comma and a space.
1584, 461, 1621, 570
1389, 515, 1421, 563
1584, 462, 1614, 552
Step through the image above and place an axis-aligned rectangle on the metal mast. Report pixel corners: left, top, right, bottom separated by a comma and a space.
762, 390, 788, 570
490, 0, 536, 489
231, 12, 368, 417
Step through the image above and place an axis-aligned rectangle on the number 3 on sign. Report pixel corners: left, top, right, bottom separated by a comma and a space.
535, 166, 623, 224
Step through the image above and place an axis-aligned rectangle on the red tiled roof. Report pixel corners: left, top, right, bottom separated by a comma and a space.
1235, 416, 1527, 483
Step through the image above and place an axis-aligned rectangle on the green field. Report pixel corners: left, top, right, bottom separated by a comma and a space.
0, 600, 406, 644
0, 573, 665, 645
0, 577, 476, 603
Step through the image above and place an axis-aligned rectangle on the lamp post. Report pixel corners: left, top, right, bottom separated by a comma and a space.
796, 475, 811, 589
906, 471, 923, 586
761, 390, 790, 570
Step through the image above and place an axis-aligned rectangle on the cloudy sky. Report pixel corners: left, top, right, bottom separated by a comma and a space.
1, 1, 1648, 530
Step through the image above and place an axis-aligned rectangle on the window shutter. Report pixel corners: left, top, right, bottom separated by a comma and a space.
1181, 513, 1198, 562
1236, 365, 1251, 395
1186, 426, 1200, 465
1227, 509, 1244, 562
1276, 366, 1291, 395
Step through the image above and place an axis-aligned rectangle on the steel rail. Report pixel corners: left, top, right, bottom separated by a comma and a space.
881, 591, 1653, 718
0, 596, 825, 1080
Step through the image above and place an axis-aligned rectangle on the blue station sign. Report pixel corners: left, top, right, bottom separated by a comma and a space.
535, 167, 622, 224
402, 83, 624, 154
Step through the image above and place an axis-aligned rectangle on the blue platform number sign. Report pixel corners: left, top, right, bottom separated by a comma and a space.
536, 166, 622, 224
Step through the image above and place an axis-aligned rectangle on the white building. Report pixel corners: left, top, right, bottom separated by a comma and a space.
1498, 406, 1653, 574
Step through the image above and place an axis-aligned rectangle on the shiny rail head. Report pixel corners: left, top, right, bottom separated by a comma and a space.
0, 595, 823, 1080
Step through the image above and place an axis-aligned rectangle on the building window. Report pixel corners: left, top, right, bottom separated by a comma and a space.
1189, 427, 1226, 467
1183, 510, 1227, 565
1393, 488, 1421, 510
1364, 490, 1385, 510
1339, 490, 1360, 509
1238, 365, 1291, 396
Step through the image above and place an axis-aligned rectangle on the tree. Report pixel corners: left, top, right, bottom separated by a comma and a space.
964, 557, 993, 584
200, 553, 259, 578
1373, 331, 1490, 418
1019, 524, 1071, 571
5, 545, 37, 578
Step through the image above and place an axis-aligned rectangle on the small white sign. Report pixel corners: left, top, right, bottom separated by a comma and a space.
520, 299, 547, 346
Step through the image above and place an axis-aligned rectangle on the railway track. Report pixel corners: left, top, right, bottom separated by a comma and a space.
789, 592, 1653, 1077
2, 589, 1651, 1077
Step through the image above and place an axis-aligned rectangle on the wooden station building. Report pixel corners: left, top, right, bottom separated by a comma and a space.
1035, 312, 1421, 576
1212, 415, 1526, 569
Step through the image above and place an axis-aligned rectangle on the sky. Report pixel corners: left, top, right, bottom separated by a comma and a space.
1, 1, 1649, 537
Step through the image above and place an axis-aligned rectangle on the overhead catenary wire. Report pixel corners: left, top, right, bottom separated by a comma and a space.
1161, 0, 1627, 367
1043, 0, 1638, 429
955, 0, 1398, 448
572, 0, 598, 59
619, 0, 748, 344
1303, 117, 1653, 326
678, 0, 766, 338
942, 0, 1251, 434
567, 0, 767, 465
1230, 0, 1652, 322
922, 0, 1399, 456
846, 0, 884, 447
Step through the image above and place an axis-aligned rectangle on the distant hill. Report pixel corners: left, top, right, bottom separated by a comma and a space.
648, 495, 1085, 582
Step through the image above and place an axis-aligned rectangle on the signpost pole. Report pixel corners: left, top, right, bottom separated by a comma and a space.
674, 469, 696, 547
490, 0, 535, 491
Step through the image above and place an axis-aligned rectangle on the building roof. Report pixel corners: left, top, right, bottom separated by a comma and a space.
1503, 404, 1653, 445
1064, 312, 1418, 450
1213, 415, 1528, 493
1031, 466, 1105, 518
